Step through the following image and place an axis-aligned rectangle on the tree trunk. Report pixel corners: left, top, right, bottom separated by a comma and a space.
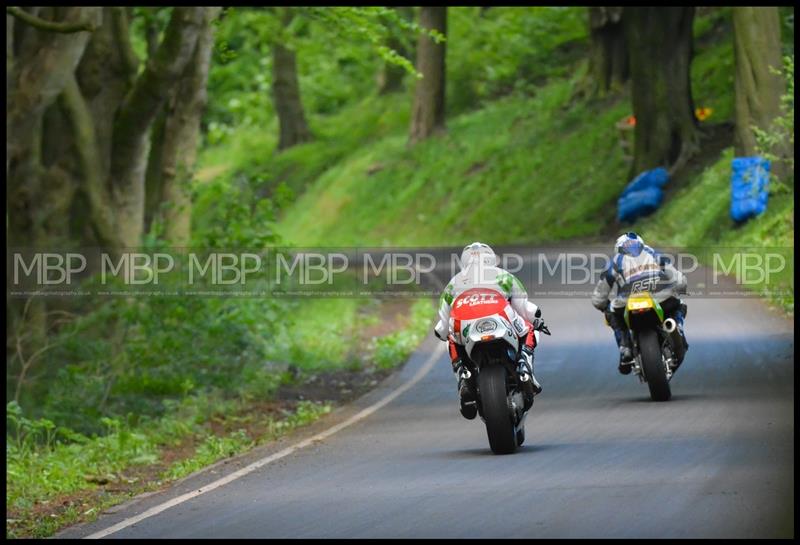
6, 14, 13, 145
6, 7, 99, 202
5, 7, 100, 352
588, 7, 628, 96
144, 108, 168, 234
159, 7, 220, 245
60, 72, 120, 249
378, 7, 414, 95
625, 7, 699, 176
109, 7, 204, 248
272, 32, 312, 151
142, 9, 174, 235
732, 7, 786, 169
6, 6, 100, 256
408, 6, 447, 145
6, 7, 212, 366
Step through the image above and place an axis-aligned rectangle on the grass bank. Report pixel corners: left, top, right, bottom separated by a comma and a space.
6, 297, 434, 538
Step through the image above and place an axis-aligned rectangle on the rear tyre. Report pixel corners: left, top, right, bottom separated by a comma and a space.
640, 329, 671, 402
478, 365, 517, 454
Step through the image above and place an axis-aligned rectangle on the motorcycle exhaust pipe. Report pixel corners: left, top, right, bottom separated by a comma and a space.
662, 318, 685, 363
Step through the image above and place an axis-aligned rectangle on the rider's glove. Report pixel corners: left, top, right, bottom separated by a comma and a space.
532, 318, 551, 335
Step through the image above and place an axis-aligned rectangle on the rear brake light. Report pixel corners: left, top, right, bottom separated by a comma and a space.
481, 335, 494, 341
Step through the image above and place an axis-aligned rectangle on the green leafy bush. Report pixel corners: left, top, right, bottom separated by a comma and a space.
370, 299, 433, 369
754, 54, 794, 183
448, 7, 587, 115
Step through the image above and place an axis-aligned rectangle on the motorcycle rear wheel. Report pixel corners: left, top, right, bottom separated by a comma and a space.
478, 365, 517, 454
640, 329, 671, 402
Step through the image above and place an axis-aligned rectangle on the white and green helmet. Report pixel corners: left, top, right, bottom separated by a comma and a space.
461, 241, 497, 268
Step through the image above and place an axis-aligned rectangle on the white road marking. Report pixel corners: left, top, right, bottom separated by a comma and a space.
85, 342, 446, 539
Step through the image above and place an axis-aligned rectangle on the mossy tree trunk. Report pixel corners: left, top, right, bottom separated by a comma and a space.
108, 7, 204, 248
6, 7, 208, 345
272, 9, 312, 152
6, 6, 101, 354
732, 7, 787, 176
147, 8, 220, 245
7, 7, 100, 248
588, 7, 628, 96
625, 7, 699, 177
408, 6, 446, 145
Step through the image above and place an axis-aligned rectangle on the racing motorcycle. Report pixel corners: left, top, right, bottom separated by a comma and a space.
623, 290, 686, 402
449, 287, 550, 454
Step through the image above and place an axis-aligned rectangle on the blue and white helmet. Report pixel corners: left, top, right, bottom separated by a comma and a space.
461, 241, 497, 268
615, 232, 645, 257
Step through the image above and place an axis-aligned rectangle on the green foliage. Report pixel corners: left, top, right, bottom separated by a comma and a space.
278, 76, 630, 246
637, 146, 794, 250
448, 7, 587, 115
149, 400, 333, 476
10, 269, 286, 435
637, 148, 735, 248
370, 299, 433, 369
192, 171, 280, 248
753, 55, 794, 182
163, 429, 253, 480
637, 148, 794, 313
7, 401, 60, 459
206, 6, 419, 144
691, 15, 735, 122
7, 403, 161, 515
196, 92, 410, 213
779, 7, 794, 56
303, 7, 424, 76
13, 6, 791, 538
6, 396, 331, 538
268, 8, 745, 247
128, 7, 173, 58
261, 297, 432, 373
264, 298, 365, 371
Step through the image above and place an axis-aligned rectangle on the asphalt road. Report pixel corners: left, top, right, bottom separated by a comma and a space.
61, 253, 794, 539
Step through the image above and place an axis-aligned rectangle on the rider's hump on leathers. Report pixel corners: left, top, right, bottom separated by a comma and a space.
591, 245, 688, 311
434, 243, 539, 341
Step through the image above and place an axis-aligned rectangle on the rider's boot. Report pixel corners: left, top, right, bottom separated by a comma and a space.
677, 303, 689, 352
448, 340, 477, 420
453, 360, 477, 420
671, 304, 689, 368
618, 347, 634, 374
517, 346, 541, 411
616, 329, 634, 375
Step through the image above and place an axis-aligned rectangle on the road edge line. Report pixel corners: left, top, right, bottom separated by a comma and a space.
84, 341, 445, 539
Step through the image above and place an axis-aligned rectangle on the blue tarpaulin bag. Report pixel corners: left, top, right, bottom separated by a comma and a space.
617, 187, 663, 222
730, 156, 769, 222
621, 167, 670, 197
617, 167, 670, 222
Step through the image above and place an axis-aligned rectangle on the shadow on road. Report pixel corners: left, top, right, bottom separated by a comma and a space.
427, 443, 564, 459
613, 392, 716, 404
